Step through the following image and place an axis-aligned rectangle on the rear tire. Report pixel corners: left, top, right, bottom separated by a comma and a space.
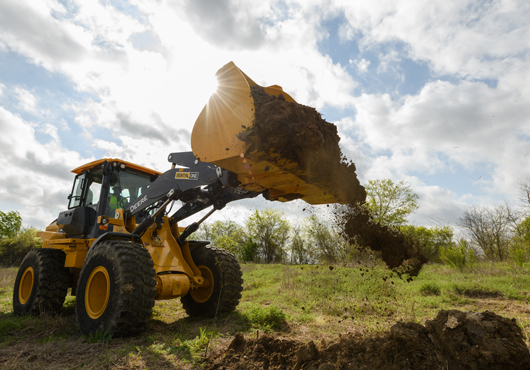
181, 246, 243, 317
75, 240, 156, 337
13, 249, 71, 316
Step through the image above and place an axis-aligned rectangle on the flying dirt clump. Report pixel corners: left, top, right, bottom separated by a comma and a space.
245, 85, 427, 276
206, 309, 530, 370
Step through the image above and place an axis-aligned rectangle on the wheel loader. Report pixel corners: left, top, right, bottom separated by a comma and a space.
13, 62, 341, 337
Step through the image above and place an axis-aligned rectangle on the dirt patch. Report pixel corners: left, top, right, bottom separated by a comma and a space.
454, 288, 504, 299
207, 309, 530, 370
245, 86, 427, 275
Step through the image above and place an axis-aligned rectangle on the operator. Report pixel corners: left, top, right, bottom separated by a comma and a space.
109, 186, 127, 210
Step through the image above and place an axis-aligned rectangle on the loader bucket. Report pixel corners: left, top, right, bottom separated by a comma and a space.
191, 61, 342, 205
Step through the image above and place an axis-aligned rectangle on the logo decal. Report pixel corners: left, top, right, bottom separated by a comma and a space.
175, 172, 199, 180
130, 195, 148, 212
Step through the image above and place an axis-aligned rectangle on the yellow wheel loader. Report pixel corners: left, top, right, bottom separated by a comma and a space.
13, 62, 340, 337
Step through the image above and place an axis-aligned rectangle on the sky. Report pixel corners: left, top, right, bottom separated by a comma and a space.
0, 0, 529, 232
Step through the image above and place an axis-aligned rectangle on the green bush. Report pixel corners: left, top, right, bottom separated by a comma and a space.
247, 305, 286, 331
240, 239, 260, 262
510, 244, 529, 267
440, 239, 475, 272
0, 227, 42, 266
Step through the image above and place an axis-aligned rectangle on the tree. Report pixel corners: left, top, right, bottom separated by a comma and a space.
520, 180, 530, 210
192, 220, 247, 259
400, 225, 454, 263
246, 210, 290, 263
0, 211, 22, 240
458, 203, 517, 262
290, 225, 314, 265
364, 179, 420, 227
302, 215, 350, 264
510, 216, 530, 265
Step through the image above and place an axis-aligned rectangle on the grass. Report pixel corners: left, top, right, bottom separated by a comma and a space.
1, 262, 530, 369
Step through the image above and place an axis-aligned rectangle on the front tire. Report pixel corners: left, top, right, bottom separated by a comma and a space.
13, 249, 71, 316
181, 246, 243, 317
75, 240, 156, 337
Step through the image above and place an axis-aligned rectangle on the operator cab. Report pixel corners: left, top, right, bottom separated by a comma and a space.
57, 159, 161, 239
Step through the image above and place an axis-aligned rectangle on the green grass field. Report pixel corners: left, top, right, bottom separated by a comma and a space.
1, 262, 530, 369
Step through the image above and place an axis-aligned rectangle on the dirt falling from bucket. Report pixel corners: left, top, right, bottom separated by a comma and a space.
245, 85, 427, 276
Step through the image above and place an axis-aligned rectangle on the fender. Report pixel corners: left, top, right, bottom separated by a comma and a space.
87, 232, 142, 258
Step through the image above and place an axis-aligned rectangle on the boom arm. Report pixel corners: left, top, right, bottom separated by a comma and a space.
125, 152, 260, 235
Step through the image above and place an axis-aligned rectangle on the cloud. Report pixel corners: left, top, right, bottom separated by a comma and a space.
14, 87, 37, 113
352, 58, 371, 73
347, 76, 530, 204
337, 0, 530, 79
182, 0, 267, 50
0, 0, 88, 67
0, 106, 91, 228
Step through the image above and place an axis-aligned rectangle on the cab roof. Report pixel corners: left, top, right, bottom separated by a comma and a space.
71, 158, 162, 176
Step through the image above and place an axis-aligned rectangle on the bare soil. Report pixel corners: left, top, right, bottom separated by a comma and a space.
206, 309, 530, 370
246, 86, 427, 276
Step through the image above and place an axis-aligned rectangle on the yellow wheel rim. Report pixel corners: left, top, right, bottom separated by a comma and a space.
190, 265, 214, 303
19, 267, 34, 304
85, 266, 110, 319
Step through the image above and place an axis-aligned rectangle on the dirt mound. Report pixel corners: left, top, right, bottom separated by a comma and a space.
207, 310, 530, 370
246, 86, 427, 275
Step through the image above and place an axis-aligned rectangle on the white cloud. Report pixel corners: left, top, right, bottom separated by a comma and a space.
347, 76, 530, 202
14, 87, 38, 113
351, 58, 371, 73
0, 107, 91, 228
337, 0, 530, 79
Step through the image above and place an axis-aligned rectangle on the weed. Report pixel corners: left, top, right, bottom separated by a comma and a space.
85, 330, 113, 344
246, 305, 286, 332
0, 267, 17, 289
0, 315, 26, 341
419, 282, 441, 296
511, 246, 527, 268
440, 239, 475, 271
173, 326, 219, 362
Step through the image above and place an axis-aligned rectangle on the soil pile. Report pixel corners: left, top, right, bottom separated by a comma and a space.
207, 310, 530, 370
245, 86, 427, 275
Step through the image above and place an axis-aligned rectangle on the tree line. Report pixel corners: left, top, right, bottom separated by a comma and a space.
2, 179, 530, 267
194, 179, 530, 267
194, 180, 453, 265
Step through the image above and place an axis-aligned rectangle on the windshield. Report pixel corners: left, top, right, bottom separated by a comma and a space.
107, 167, 154, 214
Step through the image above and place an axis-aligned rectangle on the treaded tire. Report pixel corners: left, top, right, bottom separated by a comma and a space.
75, 240, 156, 337
13, 249, 71, 316
181, 246, 243, 317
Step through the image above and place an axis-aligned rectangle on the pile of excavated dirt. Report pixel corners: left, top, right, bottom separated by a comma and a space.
245, 86, 427, 276
207, 310, 530, 370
